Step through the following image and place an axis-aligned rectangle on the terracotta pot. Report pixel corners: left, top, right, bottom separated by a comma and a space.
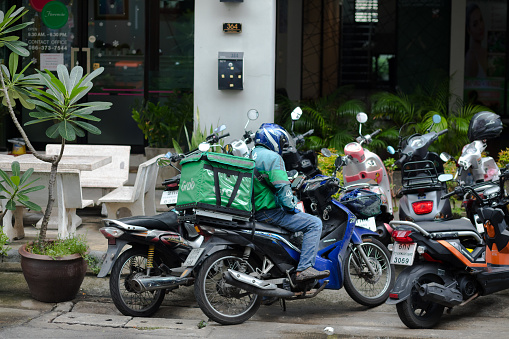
18, 243, 87, 303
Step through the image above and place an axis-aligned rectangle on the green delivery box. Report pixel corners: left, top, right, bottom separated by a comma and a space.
175, 152, 255, 217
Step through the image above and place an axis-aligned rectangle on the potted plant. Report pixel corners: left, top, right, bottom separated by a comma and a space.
0, 6, 111, 302
132, 92, 193, 182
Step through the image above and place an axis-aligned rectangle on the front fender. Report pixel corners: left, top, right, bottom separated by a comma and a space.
386, 262, 454, 305
351, 226, 378, 245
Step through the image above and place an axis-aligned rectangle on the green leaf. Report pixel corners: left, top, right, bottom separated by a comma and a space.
8, 52, 18, 76
6, 200, 16, 211
4, 40, 29, 57
19, 167, 34, 185
10, 175, 20, 186
16, 193, 28, 201
2, 21, 32, 35
19, 184, 45, 195
29, 110, 56, 119
0, 168, 14, 189
68, 66, 84, 93
19, 200, 42, 211
72, 113, 101, 121
59, 121, 76, 141
45, 123, 60, 138
10, 160, 20, 177
71, 124, 86, 138
74, 120, 101, 135
56, 64, 70, 95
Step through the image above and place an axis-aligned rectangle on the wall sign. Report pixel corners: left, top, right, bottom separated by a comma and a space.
41, 1, 69, 29
223, 23, 242, 33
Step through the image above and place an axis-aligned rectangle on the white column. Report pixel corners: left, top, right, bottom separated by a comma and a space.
194, 0, 277, 141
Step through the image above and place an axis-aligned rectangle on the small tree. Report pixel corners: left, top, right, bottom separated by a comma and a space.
0, 6, 111, 244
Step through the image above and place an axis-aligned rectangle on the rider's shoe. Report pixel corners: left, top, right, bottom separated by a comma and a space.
295, 267, 330, 282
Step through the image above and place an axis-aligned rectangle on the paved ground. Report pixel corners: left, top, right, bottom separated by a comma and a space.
2, 206, 509, 338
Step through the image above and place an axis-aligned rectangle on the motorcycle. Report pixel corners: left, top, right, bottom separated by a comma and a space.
387, 168, 509, 329
388, 115, 451, 222
97, 125, 231, 317
182, 151, 395, 325
439, 111, 503, 233
340, 112, 393, 244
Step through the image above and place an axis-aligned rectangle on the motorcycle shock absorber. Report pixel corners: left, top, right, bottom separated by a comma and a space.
146, 244, 155, 275
240, 247, 252, 273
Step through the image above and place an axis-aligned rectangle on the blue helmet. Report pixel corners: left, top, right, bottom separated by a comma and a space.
254, 123, 290, 155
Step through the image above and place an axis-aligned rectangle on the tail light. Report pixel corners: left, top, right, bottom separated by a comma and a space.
412, 200, 433, 215
391, 230, 413, 243
100, 227, 124, 245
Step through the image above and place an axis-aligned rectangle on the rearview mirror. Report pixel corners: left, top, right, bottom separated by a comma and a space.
321, 148, 332, 157
432, 114, 441, 124
440, 152, 452, 163
387, 146, 395, 155
438, 173, 453, 182
215, 124, 226, 133
247, 109, 259, 121
291, 107, 303, 121
356, 112, 368, 124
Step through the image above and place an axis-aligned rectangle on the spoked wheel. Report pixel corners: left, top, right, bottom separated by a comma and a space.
110, 247, 165, 317
194, 250, 261, 325
344, 237, 395, 307
396, 274, 445, 329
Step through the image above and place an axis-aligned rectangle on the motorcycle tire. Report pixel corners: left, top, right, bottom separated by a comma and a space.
110, 247, 166, 317
343, 237, 395, 307
194, 249, 261, 325
396, 274, 445, 329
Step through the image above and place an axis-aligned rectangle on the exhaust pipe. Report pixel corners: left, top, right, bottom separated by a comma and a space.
418, 282, 463, 308
131, 275, 192, 292
223, 269, 295, 298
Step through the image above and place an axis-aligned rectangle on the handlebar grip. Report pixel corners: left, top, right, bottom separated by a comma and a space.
302, 129, 314, 137
394, 154, 407, 168
371, 129, 382, 138
437, 129, 448, 137
218, 133, 230, 140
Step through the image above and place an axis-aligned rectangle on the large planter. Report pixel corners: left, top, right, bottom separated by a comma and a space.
145, 147, 181, 187
18, 243, 87, 303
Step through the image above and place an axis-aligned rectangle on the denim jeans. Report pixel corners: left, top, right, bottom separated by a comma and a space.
255, 208, 322, 272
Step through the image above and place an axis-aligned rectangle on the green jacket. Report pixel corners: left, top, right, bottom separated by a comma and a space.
251, 146, 296, 212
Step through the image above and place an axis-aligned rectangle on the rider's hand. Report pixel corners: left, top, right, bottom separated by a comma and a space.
290, 208, 301, 214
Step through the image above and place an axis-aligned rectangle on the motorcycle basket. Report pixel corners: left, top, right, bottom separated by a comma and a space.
340, 188, 381, 219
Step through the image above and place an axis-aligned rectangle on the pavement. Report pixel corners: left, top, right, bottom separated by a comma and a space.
2, 206, 509, 338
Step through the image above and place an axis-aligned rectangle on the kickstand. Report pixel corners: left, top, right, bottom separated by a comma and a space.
279, 298, 286, 312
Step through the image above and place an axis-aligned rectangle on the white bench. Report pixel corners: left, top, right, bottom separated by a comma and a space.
0, 170, 93, 240
99, 155, 161, 219
45, 144, 131, 205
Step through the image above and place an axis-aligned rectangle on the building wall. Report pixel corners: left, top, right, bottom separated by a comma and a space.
194, 0, 277, 140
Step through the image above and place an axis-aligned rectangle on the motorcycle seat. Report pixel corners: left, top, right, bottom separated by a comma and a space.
418, 218, 478, 233
234, 220, 291, 235
114, 211, 179, 232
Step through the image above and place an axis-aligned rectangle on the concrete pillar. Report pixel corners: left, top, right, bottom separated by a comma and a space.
194, 0, 277, 141
450, 0, 466, 109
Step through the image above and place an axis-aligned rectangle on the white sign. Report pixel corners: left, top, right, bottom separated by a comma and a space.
40, 53, 64, 71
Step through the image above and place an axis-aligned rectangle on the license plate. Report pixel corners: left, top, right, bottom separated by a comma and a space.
355, 217, 376, 232
182, 248, 204, 267
160, 190, 178, 205
390, 242, 417, 266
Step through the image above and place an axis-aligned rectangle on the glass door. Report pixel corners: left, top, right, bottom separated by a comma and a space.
19, 0, 145, 147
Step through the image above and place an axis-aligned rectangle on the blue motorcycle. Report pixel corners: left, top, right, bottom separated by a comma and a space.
185, 152, 395, 325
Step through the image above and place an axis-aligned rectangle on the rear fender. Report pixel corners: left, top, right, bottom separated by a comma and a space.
97, 239, 129, 278
386, 262, 454, 304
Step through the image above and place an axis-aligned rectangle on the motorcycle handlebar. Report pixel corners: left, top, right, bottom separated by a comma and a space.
394, 154, 407, 168
437, 129, 448, 137
302, 129, 314, 138
370, 129, 382, 138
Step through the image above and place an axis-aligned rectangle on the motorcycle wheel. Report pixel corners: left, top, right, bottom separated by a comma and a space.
343, 237, 395, 307
110, 247, 166, 317
396, 274, 445, 329
194, 250, 261, 325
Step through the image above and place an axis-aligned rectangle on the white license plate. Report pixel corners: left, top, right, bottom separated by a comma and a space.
160, 190, 178, 205
182, 248, 204, 267
355, 217, 376, 232
390, 242, 417, 266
